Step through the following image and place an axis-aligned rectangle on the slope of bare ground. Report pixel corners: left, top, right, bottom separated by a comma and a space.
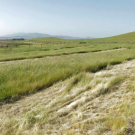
1, 59, 135, 135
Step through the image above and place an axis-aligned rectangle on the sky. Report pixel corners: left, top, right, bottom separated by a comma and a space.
0, 0, 135, 38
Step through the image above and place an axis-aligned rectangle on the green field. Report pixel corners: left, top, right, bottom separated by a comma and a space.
0, 34, 135, 61
1, 32, 135, 135
0, 32, 135, 102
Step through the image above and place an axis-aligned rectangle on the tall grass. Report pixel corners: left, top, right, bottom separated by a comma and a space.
1, 49, 135, 102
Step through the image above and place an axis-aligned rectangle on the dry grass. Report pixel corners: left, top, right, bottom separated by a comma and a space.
1, 59, 135, 134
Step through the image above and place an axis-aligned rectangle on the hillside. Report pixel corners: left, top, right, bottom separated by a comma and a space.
80, 31, 135, 43
101, 31, 135, 42
27, 37, 69, 42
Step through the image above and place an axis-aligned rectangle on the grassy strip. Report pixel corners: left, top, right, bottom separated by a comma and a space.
0, 41, 131, 62
0, 47, 126, 62
1, 49, 135, 102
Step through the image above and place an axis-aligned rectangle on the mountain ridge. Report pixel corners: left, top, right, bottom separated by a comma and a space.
0, 33, 92, 40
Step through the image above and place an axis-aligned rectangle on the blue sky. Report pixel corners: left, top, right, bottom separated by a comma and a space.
0, 0, 135, 38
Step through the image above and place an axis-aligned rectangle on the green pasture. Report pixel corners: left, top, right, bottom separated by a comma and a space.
1, 32, 135, 102
1, 49, 135, 102
0, 38, 134, 61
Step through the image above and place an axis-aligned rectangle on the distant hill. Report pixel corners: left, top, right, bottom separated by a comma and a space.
83, 31, 135, 42
0, 33, 92, 40
25, 31, 135, 43
0, 33, 51, 40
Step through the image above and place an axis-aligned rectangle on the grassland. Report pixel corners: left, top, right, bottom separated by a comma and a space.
1, 58, 135, 135
1, 32, 135, 134
1, 49, 135, 102
0, 37, 134, 61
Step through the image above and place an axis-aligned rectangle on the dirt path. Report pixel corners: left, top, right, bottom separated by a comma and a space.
0, 58, 135, 135
94, 47, 126, 53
